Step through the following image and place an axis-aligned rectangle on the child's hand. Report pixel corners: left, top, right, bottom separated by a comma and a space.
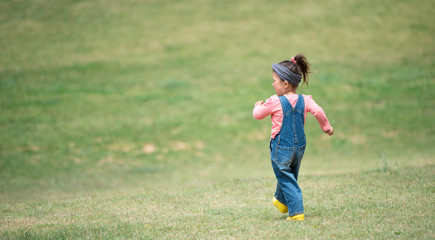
254, 100, 264, 107
324, 128, 334, 136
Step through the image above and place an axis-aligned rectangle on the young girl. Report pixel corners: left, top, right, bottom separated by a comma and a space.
253, 54, 333, 221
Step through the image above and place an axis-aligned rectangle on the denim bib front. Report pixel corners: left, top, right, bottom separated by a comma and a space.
276, 95, 305, 147
270, 95, 306, 169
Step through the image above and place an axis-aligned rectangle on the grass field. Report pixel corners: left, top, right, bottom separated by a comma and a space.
1, 167, 433, 239
1, 0, 434, 239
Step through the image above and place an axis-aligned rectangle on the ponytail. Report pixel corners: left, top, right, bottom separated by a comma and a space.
294, 54, 311, 87
278, 53, 311, 88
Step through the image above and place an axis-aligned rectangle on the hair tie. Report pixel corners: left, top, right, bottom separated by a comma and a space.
291, 57, 297, 64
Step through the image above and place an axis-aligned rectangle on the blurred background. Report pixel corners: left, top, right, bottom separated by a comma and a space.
1, 0, 434, 200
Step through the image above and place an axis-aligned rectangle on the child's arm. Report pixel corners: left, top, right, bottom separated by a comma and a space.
253, 96, 279, 120
306, 96, 334, 136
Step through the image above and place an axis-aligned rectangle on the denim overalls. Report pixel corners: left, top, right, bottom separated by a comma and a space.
270, 95, 306, 216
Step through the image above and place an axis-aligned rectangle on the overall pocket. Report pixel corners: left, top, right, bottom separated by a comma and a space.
272, 145, 295, 170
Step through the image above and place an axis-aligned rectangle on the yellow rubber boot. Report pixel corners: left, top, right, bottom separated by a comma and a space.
272, 197, 288, 213
286, 213, 304, 221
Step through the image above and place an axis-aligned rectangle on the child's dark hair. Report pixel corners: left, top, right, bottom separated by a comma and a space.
279, 53, 311, 88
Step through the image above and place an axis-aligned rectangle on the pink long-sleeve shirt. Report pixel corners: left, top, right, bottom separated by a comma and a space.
253, 94, 333, 139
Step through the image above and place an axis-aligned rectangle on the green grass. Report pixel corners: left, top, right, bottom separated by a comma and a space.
1, 166, 433, 239
0, 0, 434, 238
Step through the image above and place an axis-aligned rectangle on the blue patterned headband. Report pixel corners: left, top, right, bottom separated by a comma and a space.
272, 63, 302, 85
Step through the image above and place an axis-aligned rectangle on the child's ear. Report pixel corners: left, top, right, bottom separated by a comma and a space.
284, 81, 291, 88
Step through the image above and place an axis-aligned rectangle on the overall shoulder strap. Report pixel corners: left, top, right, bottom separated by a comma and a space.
294, 94, 305, 112
278, 95, 293, 113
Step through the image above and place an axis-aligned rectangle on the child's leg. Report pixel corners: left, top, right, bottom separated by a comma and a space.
275, 169, 304, 216
271, 153, 304, 216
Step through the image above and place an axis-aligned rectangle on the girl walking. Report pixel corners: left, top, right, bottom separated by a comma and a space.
253, 54, 333, 221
